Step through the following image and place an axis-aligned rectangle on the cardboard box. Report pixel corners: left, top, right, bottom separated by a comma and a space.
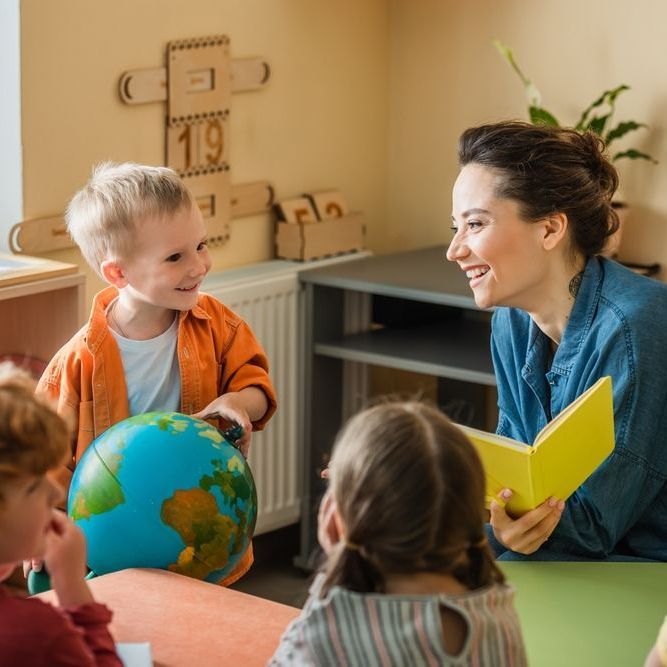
275, 212, 365, 261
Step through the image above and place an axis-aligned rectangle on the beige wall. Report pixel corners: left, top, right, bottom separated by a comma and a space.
20, 0, 667, 300
386, 0, 667, 275
21, 0, 389, 304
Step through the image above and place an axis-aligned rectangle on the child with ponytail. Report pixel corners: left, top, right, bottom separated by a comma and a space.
270, 401, 527, 666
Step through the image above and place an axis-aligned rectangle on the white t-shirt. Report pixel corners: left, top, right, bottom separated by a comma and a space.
108, 306, 181, 416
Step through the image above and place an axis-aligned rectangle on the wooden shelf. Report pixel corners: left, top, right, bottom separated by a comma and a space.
315, 319, 496, 386
0, 252, 78, 288
296, 245, 499, 569
0, 258, 85, 365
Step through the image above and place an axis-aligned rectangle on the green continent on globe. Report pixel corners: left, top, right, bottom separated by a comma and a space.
70, 447, 125, 521
195, 424, 224, 447
131, 412, 190, 434
199, 457, 252, 508
161, 487, 243, 580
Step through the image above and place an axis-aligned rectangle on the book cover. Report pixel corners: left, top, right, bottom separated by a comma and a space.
458, 376, 614, 516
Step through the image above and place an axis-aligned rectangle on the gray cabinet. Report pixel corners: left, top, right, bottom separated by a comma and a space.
296, 245, 496, 568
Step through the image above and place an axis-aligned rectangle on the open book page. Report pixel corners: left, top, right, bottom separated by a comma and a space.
457, 376, 614, 516
116, 642, 153, 667
531, 376, 614, 508
534, 376, 612, 444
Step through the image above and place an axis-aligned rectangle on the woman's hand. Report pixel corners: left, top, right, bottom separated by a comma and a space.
490, 489, 564, 554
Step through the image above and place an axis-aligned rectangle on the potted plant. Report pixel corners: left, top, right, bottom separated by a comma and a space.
493, 40, 657, 258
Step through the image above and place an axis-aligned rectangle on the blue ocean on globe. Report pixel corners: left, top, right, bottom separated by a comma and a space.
67, 412, 257, 583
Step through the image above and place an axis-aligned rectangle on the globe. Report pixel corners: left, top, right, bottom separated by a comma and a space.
67, 412, 257, 583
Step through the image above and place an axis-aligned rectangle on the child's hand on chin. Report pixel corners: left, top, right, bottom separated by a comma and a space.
43, 510, 93, 607
23, 557, 43, 578
44, 510, 87, 578
23, 507, 66, 578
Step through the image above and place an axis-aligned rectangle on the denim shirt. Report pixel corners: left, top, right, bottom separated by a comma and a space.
491, 256, 667, 560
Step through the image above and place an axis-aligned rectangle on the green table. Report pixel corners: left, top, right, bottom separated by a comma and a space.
500, 562, 666, 666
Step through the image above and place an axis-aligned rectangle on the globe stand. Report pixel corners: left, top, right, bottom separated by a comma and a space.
27, 567, 96, 596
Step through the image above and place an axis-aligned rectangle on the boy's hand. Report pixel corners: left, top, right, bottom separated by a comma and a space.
192, 392, 253, 457
43, 510, 93, 607
490, 489, 564, 554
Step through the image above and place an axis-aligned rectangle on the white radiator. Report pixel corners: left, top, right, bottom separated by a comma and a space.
203, 254, 370, 535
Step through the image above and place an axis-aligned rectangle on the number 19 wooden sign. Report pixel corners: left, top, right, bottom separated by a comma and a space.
9, 34, 275, 255
168, 116, 227, 172
119, 34, 273, 247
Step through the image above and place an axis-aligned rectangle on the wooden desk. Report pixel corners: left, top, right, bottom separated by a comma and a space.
36, 563, 664, 666
500, 562, 667, 667
38, 568, 299, 666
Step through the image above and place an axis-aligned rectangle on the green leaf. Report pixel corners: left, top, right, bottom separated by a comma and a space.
529, 106, 560, 126
493, 39, 541, 107
605, 121, 647, 144
587, 113, 611, 136
612, 148, 658, 163
575, 85, 630, 131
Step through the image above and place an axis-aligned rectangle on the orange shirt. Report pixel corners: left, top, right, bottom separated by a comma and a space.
38, 286, 277, 585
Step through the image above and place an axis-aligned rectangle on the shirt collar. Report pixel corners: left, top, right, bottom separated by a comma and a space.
86, 287, 211, 351
86, 286, 119, 352
182, 300, 211, 321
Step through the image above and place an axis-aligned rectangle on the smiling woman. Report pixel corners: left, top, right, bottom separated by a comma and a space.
448, 121, 667, 562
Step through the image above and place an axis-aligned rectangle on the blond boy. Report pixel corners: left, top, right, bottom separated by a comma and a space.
37, 163, 277, 585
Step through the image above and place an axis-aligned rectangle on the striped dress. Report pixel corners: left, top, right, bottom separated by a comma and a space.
268, 575, 527, 666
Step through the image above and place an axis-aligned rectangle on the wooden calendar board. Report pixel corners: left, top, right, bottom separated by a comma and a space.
8, 34, 274, 255
9, 181, 275, 255
167, 35, 231, 125
181, 165, 232, 246
166, 115, 229, 173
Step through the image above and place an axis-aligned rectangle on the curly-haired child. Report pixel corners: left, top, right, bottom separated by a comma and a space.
0, 363, 121, 666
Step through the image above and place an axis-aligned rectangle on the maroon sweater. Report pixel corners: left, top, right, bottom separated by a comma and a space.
0, 586, 121, 666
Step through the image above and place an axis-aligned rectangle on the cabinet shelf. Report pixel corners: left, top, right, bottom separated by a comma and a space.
314, 318, 495, 386
296, 245, 497, 570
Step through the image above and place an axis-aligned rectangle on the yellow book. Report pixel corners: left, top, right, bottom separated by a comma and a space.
459, 376, 615, 517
